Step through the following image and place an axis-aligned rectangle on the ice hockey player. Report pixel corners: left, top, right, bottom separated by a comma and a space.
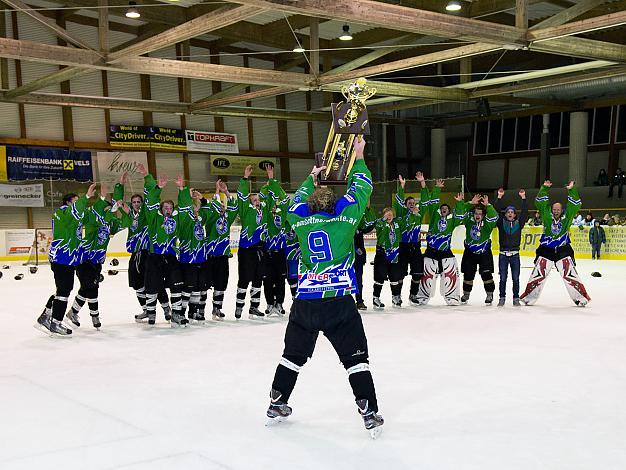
35, 183, 97, 336
493, 188, 528, 306
520, 180, 591, 306
459, 194, 499, 305
235, 164, 272, 319
415, 176, 466, 305
394, 173, 427, 305
65, 182, 123, 330
143, 174, 187, 326
266, 136, 384, 439
200, 179, 239, 320
354, 203, 375, 310
113, 167, 171, 322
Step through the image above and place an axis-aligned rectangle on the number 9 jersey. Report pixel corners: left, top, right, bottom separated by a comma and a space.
287, 159, 373, 299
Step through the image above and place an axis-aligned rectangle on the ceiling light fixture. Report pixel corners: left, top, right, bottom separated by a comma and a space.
125, 1, 141, 19
445, 0, 462, 12
339, 24, 353, 41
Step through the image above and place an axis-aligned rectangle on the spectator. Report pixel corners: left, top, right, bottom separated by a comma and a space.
595, 169, 609, 186
572, 212, 584, 227
608, 168, 625, 198
583, 212, 594, 227
589, 220, 606, 260
600, 213, 611, 226
608, 214, 621, 227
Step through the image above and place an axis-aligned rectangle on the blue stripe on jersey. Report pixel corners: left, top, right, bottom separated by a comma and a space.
539, 232, 570, 249
427, 232, 452, 251
239, 225, 265, 248
465, 239, 491, 254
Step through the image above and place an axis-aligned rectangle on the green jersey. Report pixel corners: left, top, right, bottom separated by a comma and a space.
81, 197, 124, 264
460, 202, 498, 254
424, 187, 466, 251
49, 195, 89, 266
145, 182, 178, 256
536, 184, 582, 248
375, 211, 421, 263
200, 194, 239, 257
236, 177, 272, 248
394, 186, 426, 244
177, 187, 205, 264
263, 180, 289, 252
113, 175, 156, 253
287, 159, 373, 299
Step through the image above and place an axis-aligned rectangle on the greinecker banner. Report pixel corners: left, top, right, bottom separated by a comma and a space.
0, 183, 45, 207
96, 152, 148, 186
5, 146, 92, 181
186, 130, 239, 154
5, 229, 35, 257
210, 155, 277, 177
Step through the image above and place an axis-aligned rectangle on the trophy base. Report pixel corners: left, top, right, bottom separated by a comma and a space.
315, 152, 349, 185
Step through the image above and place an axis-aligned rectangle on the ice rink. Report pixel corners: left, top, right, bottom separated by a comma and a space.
1, 255, 625, 470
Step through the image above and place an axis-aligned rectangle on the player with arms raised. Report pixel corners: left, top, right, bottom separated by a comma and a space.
265, 137, 384, 438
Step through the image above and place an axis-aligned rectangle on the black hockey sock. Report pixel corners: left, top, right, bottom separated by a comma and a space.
44, 294, 55, 314
213, 289, 224, 310
199, 290, 208, 314
157, 289, 169, 306
170, 291, 182, 315
250, 285, 262, 309
481, 274, 495, 293
263, 281, 274, 306
52, 295, 69, 322
190, 291, 201, 314
463, 279, 474, 294
87, 299, 99, 317
181, 291, 191, 314
145, 293, 158, 317
70, 294, 86, 314
236, 281, 247, 308
410, 275, 421, 296
373, 281, 383, 298
135, 287, 147, 311
275, 278, 286, 304
346, 363, 378, 413
272, 356, 306, 403
390, 280, 402, 297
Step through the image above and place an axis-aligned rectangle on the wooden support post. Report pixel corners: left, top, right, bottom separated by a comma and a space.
140, 73, 156, 176
210, 47, 225, 132
0, 9, 9, 90
309, 18, 319, 76
10, 12, 26, 138
56, 12, 74, 143
275, 59, 290, 182
306, 90, 314, 153
244, 56, 255, 151
607, 105, 619, 176
516, 0, 529, 29
177, 41, 191, 182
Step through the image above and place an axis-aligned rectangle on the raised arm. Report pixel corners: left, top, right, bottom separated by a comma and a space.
337, 137, 373, 220
518, 190, 528, 227
564, 181, 582, 225
535, 181, 552, 225
393, 175, 408, 218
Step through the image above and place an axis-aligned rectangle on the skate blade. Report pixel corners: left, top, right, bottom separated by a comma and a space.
373, 307, 384, 311
369, 426, 383, 440
265, 416, 288, 427
212, 316, 224, 322
135, 318, 148, 323
33, 323, 53, 337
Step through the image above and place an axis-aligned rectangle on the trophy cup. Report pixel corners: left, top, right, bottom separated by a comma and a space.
315, 77, 376, 184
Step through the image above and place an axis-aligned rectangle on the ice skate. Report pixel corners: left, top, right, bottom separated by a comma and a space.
392, 295, 402, 307
497, 298, 505, 307
409, 294, 420, 306
356, 399, 384, 439
148, 312, 156, 325
513, 298, 521, 307
373, 297, 385, 310
235, 306, 243, 320
34, 310, 52, 336
162, 305, 172, 321
461, 292, 470, 304
170, 312, 188, 327
65, 309, 80, 327
574, 299, 588, 307
193, 311, 206, 323
265, 389, 292, 426
135, 311, 149, 322
50, 318, 72, 337
356, 301, 367, 311
212, 307, 224, 321
249, 306, 265, 319
485, 292, 494, 305
275, 303, 285, 316
90, 313, 101, 330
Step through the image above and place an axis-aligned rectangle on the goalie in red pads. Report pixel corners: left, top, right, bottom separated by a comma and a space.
520, 180, 590, 307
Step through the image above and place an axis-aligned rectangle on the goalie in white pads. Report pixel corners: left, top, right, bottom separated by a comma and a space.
415, 175, 466, 306
520, 180, 591, 306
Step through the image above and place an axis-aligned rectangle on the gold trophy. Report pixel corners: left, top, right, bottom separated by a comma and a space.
315, 77, 376, 184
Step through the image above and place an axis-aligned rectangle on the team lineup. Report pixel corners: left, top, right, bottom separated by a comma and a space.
33, 137, 592, 438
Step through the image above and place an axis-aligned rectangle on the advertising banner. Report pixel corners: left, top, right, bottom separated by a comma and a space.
0, 183, 45, 207
5, 229, 35, 257
186, 130, 239, 154
109, 125, 151, 148
96, 151, 148, 186
210, 155, 276, 177
150, 127, 186, 151
5, 146, 92, 181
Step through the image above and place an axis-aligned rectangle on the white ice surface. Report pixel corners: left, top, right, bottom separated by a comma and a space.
1, 256, 625, 470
